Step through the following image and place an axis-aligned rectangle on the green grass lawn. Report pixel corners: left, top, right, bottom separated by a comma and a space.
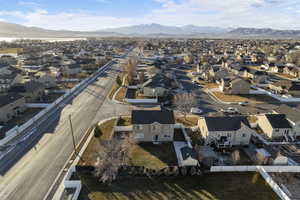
78, 172, 279, 200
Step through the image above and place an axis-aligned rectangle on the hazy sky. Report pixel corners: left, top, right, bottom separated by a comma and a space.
0, 0, 299, 31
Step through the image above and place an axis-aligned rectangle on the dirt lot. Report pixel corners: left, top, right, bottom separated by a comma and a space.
78, 172, 279, 200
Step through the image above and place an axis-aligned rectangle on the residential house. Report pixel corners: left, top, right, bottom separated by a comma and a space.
9, 80, 45, 102
180, 146, 198, 166
140, 73, 175, 98
268, 63, 285, 73
131, 110, 175, 142
0, 65, 23, 92
34, 71, 57, 88
269, 80, 300, 96
198, 116, 255, 148
0, 93, 26, 123
219, 78, 250, 95
256, 114, 293, 139
284, 66, 300, 78
274, 105, 300, 137
62, 64, 81, 76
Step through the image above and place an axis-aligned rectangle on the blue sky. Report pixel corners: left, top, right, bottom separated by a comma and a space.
0, 0, 299, 31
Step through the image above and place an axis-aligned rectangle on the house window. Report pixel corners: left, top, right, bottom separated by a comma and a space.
242, 133, 246, 137
136, 125, 143, 130
152, 125, 157, 131
135, 133, 144, 139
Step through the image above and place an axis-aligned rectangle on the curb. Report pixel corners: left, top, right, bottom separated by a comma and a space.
203, 89, 232, 105
49, 116, 120, 200
112, 86, 128, 105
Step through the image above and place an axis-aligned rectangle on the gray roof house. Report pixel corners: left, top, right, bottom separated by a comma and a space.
131, 110, 175, 142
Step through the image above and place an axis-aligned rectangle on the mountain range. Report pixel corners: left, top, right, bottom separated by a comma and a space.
0, 21, 300, 39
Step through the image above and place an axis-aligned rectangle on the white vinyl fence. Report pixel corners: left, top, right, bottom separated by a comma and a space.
63, 166, 82, 200
211, 165, 300, 200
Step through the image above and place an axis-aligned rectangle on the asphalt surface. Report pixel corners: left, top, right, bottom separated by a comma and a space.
171, 65, 286, 116
0, 58, 132, 200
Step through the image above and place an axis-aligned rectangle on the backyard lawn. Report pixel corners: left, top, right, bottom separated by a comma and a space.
128, 143, 177, 169
78, 172, 279, 200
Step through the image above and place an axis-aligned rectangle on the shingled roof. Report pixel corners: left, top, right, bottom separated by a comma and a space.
0, 93, 24, 108
265, 114, 292, 129
131, 110, 175, 124
204, 116, 250, 131
274, 105, 300, 123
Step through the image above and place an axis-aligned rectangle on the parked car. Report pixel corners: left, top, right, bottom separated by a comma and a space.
238, 101, 249, 106
190, 107, 203, 114
282, 95, 292, 98
223, 107, 239, 114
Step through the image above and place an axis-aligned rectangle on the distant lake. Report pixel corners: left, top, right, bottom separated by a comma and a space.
0, 37, 87, 42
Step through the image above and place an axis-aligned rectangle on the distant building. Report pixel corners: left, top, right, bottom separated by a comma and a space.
0, 93, 26, 123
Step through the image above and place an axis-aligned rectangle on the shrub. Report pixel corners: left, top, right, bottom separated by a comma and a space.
116, 75, 122, 86
94, 125, 102, 138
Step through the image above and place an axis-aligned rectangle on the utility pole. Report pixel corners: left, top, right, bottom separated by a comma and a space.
68, 114, 79, 159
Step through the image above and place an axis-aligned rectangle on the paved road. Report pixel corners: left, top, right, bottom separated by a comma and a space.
0, 59, 132, 200
171, 64, 288, 116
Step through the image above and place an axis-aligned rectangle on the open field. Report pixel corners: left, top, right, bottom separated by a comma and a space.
0, 48, 22, 54
78, 172, 279, 200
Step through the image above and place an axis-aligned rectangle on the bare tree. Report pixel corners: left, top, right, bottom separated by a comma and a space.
231, 150, 240, 165
139, 71, 145, 84
93, 135, 133, 184
288, 50, 300, 66
173, 93, 197, 119
125, 58, 138, 85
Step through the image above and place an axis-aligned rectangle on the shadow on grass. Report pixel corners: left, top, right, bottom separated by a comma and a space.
78, 172, 279, 200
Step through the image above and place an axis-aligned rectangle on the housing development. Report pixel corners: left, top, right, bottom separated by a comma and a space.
0, 37, 300, 200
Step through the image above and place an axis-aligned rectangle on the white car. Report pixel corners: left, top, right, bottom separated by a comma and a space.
238, 101, 249, 106
190, 107, 203, 114
224, 107, 239, 114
